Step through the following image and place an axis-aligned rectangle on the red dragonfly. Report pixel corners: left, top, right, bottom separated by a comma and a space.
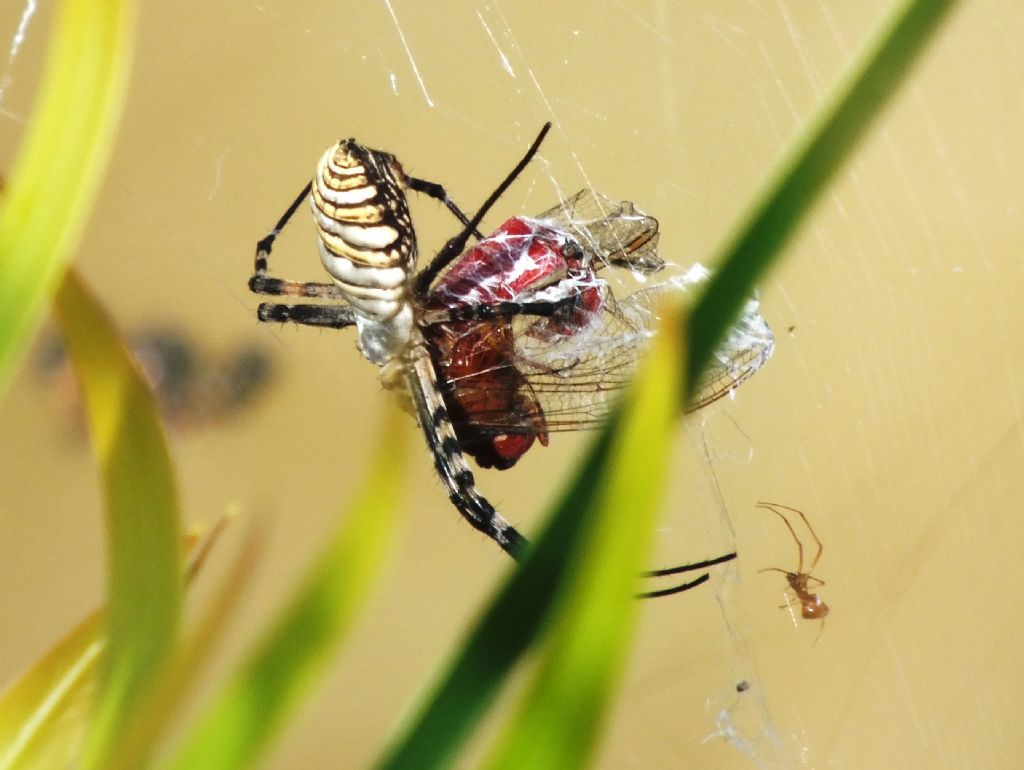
249, 125, 772, 595
422, 189, 774, 471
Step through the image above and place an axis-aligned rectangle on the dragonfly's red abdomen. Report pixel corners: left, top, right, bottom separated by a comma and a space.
427, 319, 548, 469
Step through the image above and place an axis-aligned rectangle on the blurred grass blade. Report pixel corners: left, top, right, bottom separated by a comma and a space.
0, 521, 232, 770
376, 436, 615, 769
687, 0, 957, 399
0, 0, 135, 398
54, 271, 183, 770
374, 307, 684, 770
106, 517, 265, 770
482, 306, 685, 770
0, 612, 104, 770
160, 407, 409, 770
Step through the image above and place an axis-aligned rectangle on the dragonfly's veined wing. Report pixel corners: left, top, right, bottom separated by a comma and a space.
535, 188, 664, 274
434, 266, 774, 435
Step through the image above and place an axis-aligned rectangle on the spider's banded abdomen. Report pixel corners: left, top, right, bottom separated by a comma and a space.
311, 139, 417, 364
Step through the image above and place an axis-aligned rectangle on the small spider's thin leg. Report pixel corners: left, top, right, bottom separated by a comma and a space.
643, 551, 737, 578
758, 501, 824, 571
757, 502, 805, 574
813, 617, 826, 645
406, 344, 527, 557
256, 302, 357, 329
792, 508, 824, 573
414, 122, 552, 297
758, 567, 793, 576
404, 175, 483, 239
637, 572, 710, 600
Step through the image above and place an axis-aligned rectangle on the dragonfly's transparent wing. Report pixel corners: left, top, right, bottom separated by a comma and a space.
690, 290, 776, 410
439, 266, 774, 434
535, 189, 664, 274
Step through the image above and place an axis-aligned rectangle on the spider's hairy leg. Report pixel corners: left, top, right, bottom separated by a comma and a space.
254, 183, 310, 271
406, 346, 527, 558
256, 302, 356, 330
404, 175, 483, 239
405, 339, 727, 598
420, 296, 583, 326
249, 181, 345, 300
414, 122, 552, 296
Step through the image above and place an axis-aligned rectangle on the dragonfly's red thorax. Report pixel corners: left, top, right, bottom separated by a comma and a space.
431, 217, 569, 301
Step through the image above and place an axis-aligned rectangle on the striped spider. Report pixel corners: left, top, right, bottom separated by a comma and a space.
249, 125, 768, 596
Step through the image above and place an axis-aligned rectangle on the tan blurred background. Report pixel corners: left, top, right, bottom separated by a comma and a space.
2, 2, 1022, 767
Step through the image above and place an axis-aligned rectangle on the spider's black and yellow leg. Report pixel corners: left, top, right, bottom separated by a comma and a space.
249, 182, 345, 300
406, 345, 526, 557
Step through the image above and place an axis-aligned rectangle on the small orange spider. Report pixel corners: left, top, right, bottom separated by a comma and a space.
757, 501, 829, 623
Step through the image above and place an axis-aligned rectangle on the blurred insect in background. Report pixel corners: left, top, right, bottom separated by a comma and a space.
249, 123, 773, 596
757, 501, 829, 631
39, 327, 275, 435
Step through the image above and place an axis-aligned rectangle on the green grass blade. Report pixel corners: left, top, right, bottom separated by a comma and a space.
482, 306, 685, 770
102, 517, 259, 770
374, 307, 684, 770
0, 0, 135, 399
53, 271, 183, 770
160, 408, 409, 770
687, 0, 958, 398
375, 432, 617, 770
0, 612, 104, 770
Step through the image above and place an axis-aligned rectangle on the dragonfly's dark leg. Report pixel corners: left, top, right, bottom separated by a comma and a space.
644, 551, 737, 578
406, 345, 527, 558
256, 302, 356, 330
637, 551, 737, 599
637, 573, 710, 599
